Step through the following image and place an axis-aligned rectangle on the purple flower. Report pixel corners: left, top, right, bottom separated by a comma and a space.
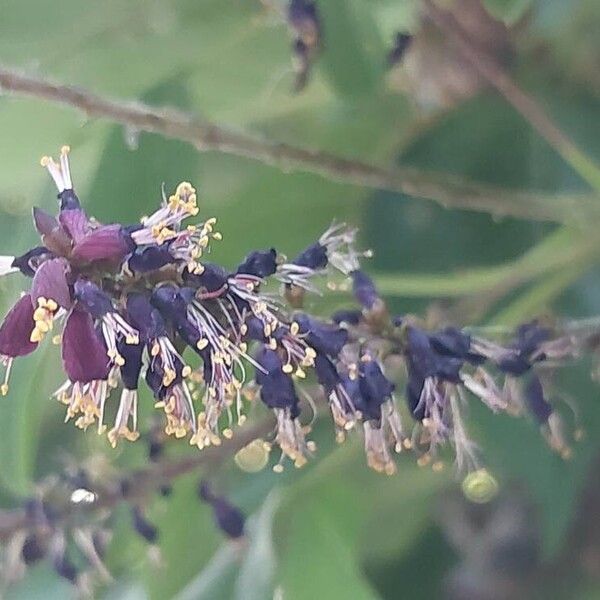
255, 345, 313, 468
0, 146, 575, 476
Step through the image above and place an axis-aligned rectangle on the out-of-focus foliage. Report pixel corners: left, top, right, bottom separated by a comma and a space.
1, 0, 600, 598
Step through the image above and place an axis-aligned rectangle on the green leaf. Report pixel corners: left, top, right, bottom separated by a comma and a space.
318, 0, 386, 97
172, 545, 239, 600
141, 476, 220, 600
4, 564, 74, 600
274, 440, 446, 598
279, 500, 380, 600
233, 491, 280, 600
86, 77, 199, 223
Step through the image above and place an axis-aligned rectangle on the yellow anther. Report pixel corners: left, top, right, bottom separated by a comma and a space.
196, 339, 209, 351
282, 364, 294, 374
30, 328, 43, 343
290, 322, 300, 336
0, 384, 8, 396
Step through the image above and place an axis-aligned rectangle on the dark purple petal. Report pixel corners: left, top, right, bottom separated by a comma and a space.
58, 189, 80, 211
331, 309, 362, 326
236, 249, 277, 278
73, 280, 114, 318
71, 224, 131, 263
513, 321, 552, 360
314, 353, 340, 392
524, 374, 552, 424
292, 242, 328, 270
405, 326, 438, 380
429, 327, 485, 366
0, 294, 38, 357
294, 313, 348, 357
255, 346, 300, 416
11, 247, 52, 277
127, 245, 174, 273
351, 270, 380, 310
58, 208, 91, 244
183, 263, 230, 294
406, 373, 426, 421
31, 258, 71, 309
151, 284, 188, 325
126, 293, 167, 340
62, 309, 110, 382
119, 341, 144, 390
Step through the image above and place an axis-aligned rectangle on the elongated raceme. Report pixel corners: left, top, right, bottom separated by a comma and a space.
0, 148, 581, 475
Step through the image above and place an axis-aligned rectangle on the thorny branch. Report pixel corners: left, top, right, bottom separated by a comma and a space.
0, 66, 597, 224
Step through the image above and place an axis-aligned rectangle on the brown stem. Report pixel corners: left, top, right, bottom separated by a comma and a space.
0, 416, 274, 541
422, 0, 600, 190
0, 66, 596, 223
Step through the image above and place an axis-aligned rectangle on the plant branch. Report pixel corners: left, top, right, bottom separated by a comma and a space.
0, 66, 597, 224
422, 0, 600, 192
0, 416, 274, 541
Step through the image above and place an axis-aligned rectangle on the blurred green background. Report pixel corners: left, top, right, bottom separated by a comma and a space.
1, 0, 600, 598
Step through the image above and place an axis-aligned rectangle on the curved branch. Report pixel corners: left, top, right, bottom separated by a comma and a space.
0, 416, 274, 541
0, 66, 597, 224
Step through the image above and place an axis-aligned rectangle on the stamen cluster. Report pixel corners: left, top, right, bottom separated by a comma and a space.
0, 148, 579, 475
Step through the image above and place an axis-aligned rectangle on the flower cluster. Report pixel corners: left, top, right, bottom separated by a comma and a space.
341, 270, 579, 472
0, 148, 579, 477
